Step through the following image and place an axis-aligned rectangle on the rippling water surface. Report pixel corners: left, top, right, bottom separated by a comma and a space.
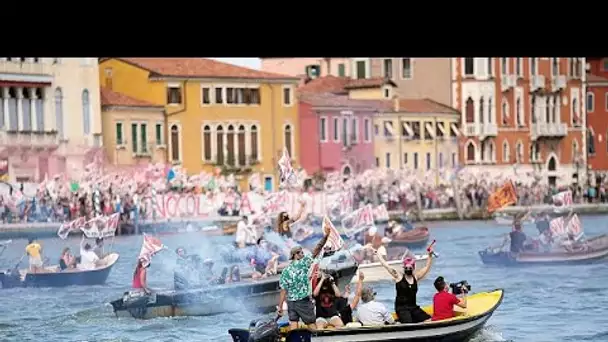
1, 216, 607, 342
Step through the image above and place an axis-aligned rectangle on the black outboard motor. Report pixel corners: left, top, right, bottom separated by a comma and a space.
248, 317, 280, 342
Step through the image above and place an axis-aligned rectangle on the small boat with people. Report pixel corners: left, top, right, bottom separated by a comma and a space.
109, 257, 358, 319
228, 288, 505, 342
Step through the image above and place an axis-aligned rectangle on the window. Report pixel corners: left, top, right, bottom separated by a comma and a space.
202, 87, 211, 104
215, 87, 223, 104
516, 97, 522, 126
531, 96, 537, 124
202, 125, 211, 161
383, 58, 393, 78
342, 117, 348, 147
356, 60, 366, 79
488, 97, 493, 123
238, 125, 246, 165
502, 140, 510, 162
426, 152, 431, 170
305, 65, 320, 78
384, 88, 390, 98
413, 152, 419, 169
487, 57, 493, 76
364, 119, 371, 142
284, 124, 293, 158
605, 93, 608, 111
351, 118, 358, 143
155, 123, 162, 145
54, 88, 64, 139
603, 59, 608, 72
516, 142, 523, 162
375, 157, 379, 167
587, 131, 595, 155
115, 122, 123, 145
167, 85, 182, 105
501, 100, 509, 125
131, 123, 138, 153
516, 58, 522, 77
465, 97, 474, 123
501, 57, 508, 75
216, 125, 224, 165
374, 124, 379, 136
552, 58, 559, 76
404, 153, 408, 165
250, 125, 258, 161
227, 125, 235, 165
466, 142, 475, 162
319, 117, 327, 142
337, 63, 346, 77
464, 58, 474, 76
530, 58, 537, 76
82, 89, 90, 134
333, 117, 340, 142
452, 153, 456, 167
572, 97, 579, 125
385, 153, 391, 168
283, 86, 292, 106
479, 97, 484, 124
170, 125, 180, 162
439, 153, 443, 168
401, 58, 412, 79
140, 123, 148, 153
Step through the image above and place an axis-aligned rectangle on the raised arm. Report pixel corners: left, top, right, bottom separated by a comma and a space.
415, 252, 433, 281
291, 201, 306, 223
312, 226, 331, 259
313, 275, 326, 297
349, 272, 365, 309
373, 249, 401, 282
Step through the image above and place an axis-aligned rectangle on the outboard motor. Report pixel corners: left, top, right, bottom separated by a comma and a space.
248, 317, 280, 342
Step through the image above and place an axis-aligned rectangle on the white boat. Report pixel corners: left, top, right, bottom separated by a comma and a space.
350, 254, 429, 283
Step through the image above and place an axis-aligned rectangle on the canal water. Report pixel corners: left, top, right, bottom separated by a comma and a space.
0, 216, 606, 341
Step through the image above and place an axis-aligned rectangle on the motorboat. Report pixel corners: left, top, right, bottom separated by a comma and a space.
229, 288, 505, 342
479, 234, 608, 266
0, 253, 119, 288
109, 258, 358, 319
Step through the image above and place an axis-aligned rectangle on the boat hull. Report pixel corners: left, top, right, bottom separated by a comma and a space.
0, 253, 119, 289
110, 263, 359, 319
479, 234, 608, 266
351, 255, 428, 283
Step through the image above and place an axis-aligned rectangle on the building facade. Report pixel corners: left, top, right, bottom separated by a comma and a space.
98, 58, 299, 191
585, 57, 608, 183
452, 57, 586, 186
368, 58, 452, 105
373, 98, 460, 181
0, 57, 102, 182
100, 87, 167, 166
261, 58, 370, 80
298, 92, 377, 176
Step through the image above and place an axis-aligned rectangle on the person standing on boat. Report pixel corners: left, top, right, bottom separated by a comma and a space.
25, 238, 43, 273
235, 215, 257, 248
375, 248, 434, 323
276, 200, 306, 239
133, 257, 152, 294
277, 223, 331, 331
79, 236, 100, 270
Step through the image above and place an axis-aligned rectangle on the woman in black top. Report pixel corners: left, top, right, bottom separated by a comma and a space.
275, 201, 305, 238
375, 249, 434, 323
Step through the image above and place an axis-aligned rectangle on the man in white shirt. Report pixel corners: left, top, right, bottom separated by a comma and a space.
235, 215, 257, 248
79, 238, 100, 270
356, 286, 395, 325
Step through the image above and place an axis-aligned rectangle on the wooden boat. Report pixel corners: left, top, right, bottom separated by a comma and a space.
350, 254, 429, 283
229, 289, 505, 342
109, 259, 358, 319
479, 234, 608, 266
0, 253, 119, 288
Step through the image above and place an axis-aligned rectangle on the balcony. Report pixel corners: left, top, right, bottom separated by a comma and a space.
551, 75, 566, 92
480, 123, 498, 137
530, 75, 545, 92
0, 130, 58, 148
530, 122, 567, 140
464, 123, 478, 136
0, 59, 54, 84
500, 75, 516, 92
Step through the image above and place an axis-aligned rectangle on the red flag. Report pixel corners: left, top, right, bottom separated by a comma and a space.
322, 216, 344, 251
139, 234, 165, 266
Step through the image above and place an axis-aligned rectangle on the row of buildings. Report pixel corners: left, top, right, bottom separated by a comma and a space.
0, 57, 605, 190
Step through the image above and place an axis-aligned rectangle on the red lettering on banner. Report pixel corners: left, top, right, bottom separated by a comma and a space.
166, 195, 178, 217
357, 205, 374, 227
153, 195, 166, 218
185, 195, 197, 216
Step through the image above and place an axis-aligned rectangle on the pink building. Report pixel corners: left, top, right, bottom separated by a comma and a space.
261, 58, 353, 80
299, 92, 378, 176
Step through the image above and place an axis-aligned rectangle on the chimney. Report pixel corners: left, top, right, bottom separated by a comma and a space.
393, 95, 399, 112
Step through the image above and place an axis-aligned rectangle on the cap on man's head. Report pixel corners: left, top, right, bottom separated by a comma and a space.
361, 286, 376, 302
290, 246, 303, 260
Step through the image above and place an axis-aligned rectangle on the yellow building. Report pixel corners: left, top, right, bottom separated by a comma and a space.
373, 98, 461, 181
98, 58, 300, 191
100, 87, 167, 165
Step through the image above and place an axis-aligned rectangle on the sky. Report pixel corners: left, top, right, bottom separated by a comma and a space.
211, 58, 261, 70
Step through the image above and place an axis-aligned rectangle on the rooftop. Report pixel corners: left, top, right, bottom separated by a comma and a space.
100, 87, 163, 108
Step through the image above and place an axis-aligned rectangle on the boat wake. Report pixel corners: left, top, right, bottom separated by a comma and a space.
470, 325, 511, 342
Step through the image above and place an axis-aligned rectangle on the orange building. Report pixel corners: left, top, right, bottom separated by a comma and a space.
452, 57, 586, 186
586, 58, 608, 183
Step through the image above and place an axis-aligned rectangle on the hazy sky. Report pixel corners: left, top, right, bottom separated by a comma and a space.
211, 58, 261, 70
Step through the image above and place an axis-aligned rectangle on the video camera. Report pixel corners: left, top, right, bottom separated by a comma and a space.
449, 280, 471, 295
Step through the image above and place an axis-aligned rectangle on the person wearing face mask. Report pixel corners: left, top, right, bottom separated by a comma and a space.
312, 271, 343, 329
374, 247, 434, 323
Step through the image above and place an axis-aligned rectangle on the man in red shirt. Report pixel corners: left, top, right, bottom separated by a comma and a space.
431, 276, 467, 321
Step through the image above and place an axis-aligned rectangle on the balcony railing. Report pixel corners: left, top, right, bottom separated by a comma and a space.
0, 130, 58, 147
530, 122, 567, 140
530, 75, 545, 91
0, 59, 53, 76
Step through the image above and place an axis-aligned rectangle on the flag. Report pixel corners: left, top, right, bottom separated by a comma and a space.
139, 234, 165, 266
322, 215, 344, 251
167, 168, 176, 182
552, 191, 573, 207
277, 147, 297, 186
57, 217, 86, 240
487, 180, 517, 213
549, 217, 566, 236
341, 204, 375, 238
373, 204, 390, 221
566, 214, 584, 241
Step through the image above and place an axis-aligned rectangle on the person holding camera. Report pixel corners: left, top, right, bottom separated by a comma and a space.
431, 276, 467, 321
374, 246, 434, 323
312, 271, 343, 329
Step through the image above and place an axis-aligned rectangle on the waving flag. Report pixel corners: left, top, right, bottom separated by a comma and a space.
553, 190, 573, 208
487, 180, 517, 213
139, 234, 165, 266
278, 147, 298, 187
549, 216, 566, 236
341, 204, 375, 238
57, 217, 86, 240
322, 215, 344, 251
566, 214, 584, 241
